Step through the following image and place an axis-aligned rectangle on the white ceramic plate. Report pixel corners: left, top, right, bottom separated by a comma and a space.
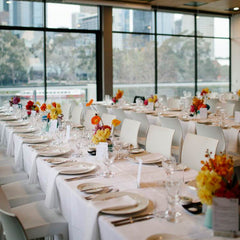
0, 116, 18, 121
38, 147, 72, 157
77, 182, 109, 194
23, 137, 52, 144
93, 192, 149, 215
129, 153, 163, 164
7, 121, 29, 127
59, 162, 96, 175
44, 157, 68, 164
146, 234, 184, 240
129, 148, 145, 154
14, 127, 37, 133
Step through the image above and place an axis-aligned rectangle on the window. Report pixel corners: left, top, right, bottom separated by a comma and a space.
0, 1, 100, 103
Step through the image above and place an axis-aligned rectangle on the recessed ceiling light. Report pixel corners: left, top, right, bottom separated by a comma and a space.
233, 7, 240, 11
6, 1, 11, 4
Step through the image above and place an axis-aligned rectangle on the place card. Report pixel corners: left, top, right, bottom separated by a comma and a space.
49, 120, 57, 133
136, 158, 142, 188
96, 142, 108, 161
66, 125, 70, 141
199, 108, 208, 119
212, 197, 239, 236
235, 111, 240, 123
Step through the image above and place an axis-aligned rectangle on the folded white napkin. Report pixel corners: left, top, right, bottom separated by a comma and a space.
140, 153, 162, 163
84, 195, 137, 240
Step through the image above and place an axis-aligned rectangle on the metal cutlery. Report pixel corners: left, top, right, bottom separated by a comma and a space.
65, 174, 97, 182
84, 187, 118, 200
112, 214, 154, 226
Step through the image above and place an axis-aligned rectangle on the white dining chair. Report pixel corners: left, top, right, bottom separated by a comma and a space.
61, 102, 72, 121
2, 180, 45, 207
130, 112, 150, 146
217, 102, 235, 117
227, 100, 240, 115
145, 125, 175, 159
206, 98, 220, 113
120, 119, 140, 148
158, 95, 167, 106
0, 196, 68, 240
71, 105, 83, 125
101, 113, 116, 126
196, 123, 226, 154
83, 109, 96, 130
181, 133, 218, 171
95, 105, 108, 116
111, 108, 127, 136
159, 116, 183, 162
167, 97, 181, 109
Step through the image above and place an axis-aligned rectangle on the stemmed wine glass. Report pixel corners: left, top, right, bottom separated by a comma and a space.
112, 137, 122, 160
102, 151, 116, 178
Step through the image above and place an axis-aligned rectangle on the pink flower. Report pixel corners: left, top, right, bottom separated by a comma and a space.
190, 105, 195, 112
144, 99, 148, 105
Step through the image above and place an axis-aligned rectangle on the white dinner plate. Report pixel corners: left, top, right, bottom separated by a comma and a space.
0, 116, 18, 121
44, 157, 68, 164
14, 127, 37, 133
146, 234, 184, 240
129, 148, 145, 154
59, 162, 96, 175
167, 108, 182, 111
77, 182, 109, 194
129, 153, 164, 164
23, 136, 52, 144
7, 121, 29, 127
93, 192, 149, 215
38, 146, 72, 157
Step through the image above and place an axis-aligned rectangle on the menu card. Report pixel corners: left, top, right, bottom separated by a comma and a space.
200, 108, 208, 119
96, 142, 108, 161
66, 125, 71, 141
213, 197, 239, 236
235, 111, 240, 123
49, 120, 57, 133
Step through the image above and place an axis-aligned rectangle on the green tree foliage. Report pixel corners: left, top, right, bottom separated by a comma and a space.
0, 31, 28, 86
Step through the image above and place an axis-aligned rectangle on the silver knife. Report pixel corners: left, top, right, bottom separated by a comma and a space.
113, 215, 154, 226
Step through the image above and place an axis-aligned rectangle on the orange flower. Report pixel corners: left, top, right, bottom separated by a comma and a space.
52, 102, 56, 108
40, 103, 46, 111
91, 115, 101, 125
47, 112, 51, 119
115, 90, 124, 100
112, 119, 121, 127
86, 99, 93, 107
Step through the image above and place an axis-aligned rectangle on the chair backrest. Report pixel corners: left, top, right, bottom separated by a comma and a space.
158, 95, 167, 106
133, 96, 145, 103
71, 105, 83, 124
130, 112, 149, 138
227, 100, 240, 115
181, 133, 218, 171
101, 113, 116, 126
61, 102, 72, 120
111, 108, 127, 130
120, 119, 141, 147
206, 98, 220, 113
145, 125, 175, 159
217, 102, 235, 117
196, 123, 226, 154
95, 105, 108, 116
159, 116, 183, 147
0, 209, 27, 240
84, 109, 96, 130
167, 97, 181, 109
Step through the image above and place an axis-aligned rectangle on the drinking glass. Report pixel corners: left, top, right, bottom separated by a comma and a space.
165, 171, 182, 222
102, 152, 116, 178
162, 157, 176, 176
113, 137, 122, 160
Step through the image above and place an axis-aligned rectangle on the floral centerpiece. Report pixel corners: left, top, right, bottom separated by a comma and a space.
25, 101, 40, 116
237, 89, 240, 100
9, 96, 21, 106
144, 95, 158, 110
196, 152, 240, 228
190, 97, 210, 116
200, 88, 211, 97
112, 89, 124, 104
46, 102, 62, 120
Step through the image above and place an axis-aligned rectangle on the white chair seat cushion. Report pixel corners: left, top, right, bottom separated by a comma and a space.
2, 180, 45, 207
12, 200, 68, 239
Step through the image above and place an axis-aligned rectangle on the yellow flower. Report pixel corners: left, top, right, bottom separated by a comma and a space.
237, 89, 240, 96
47, 104, 52, 110
197, 188, 213, 205
92, 128, 111, 145
56, 103, 61, 108
148, 98, 153, 102
56, 108, 62, 115
36, 101, 40, 106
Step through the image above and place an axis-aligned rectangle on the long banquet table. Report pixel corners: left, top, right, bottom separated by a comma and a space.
1, 114, 240, 240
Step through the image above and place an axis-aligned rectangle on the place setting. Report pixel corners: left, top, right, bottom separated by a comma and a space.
13, 126, 38, 134
22, 135, 52, 144
128, 152, 165, 165
37, 145, 72, 157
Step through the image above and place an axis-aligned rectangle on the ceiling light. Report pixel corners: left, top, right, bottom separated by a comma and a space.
6, 1, 11, 4
184, 1, 208, 7
233, 7, 240, 11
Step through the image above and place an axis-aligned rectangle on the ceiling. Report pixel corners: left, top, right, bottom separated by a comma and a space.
66, 0, 240, 15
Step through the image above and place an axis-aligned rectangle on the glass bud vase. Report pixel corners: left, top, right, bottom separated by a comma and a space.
204, 205, 212, 229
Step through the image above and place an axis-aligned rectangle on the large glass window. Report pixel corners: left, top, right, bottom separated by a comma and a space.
197, 16, 230, 93
0, 1, 100, 104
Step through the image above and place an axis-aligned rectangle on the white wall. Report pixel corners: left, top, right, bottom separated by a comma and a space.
231, 14, 240, 92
